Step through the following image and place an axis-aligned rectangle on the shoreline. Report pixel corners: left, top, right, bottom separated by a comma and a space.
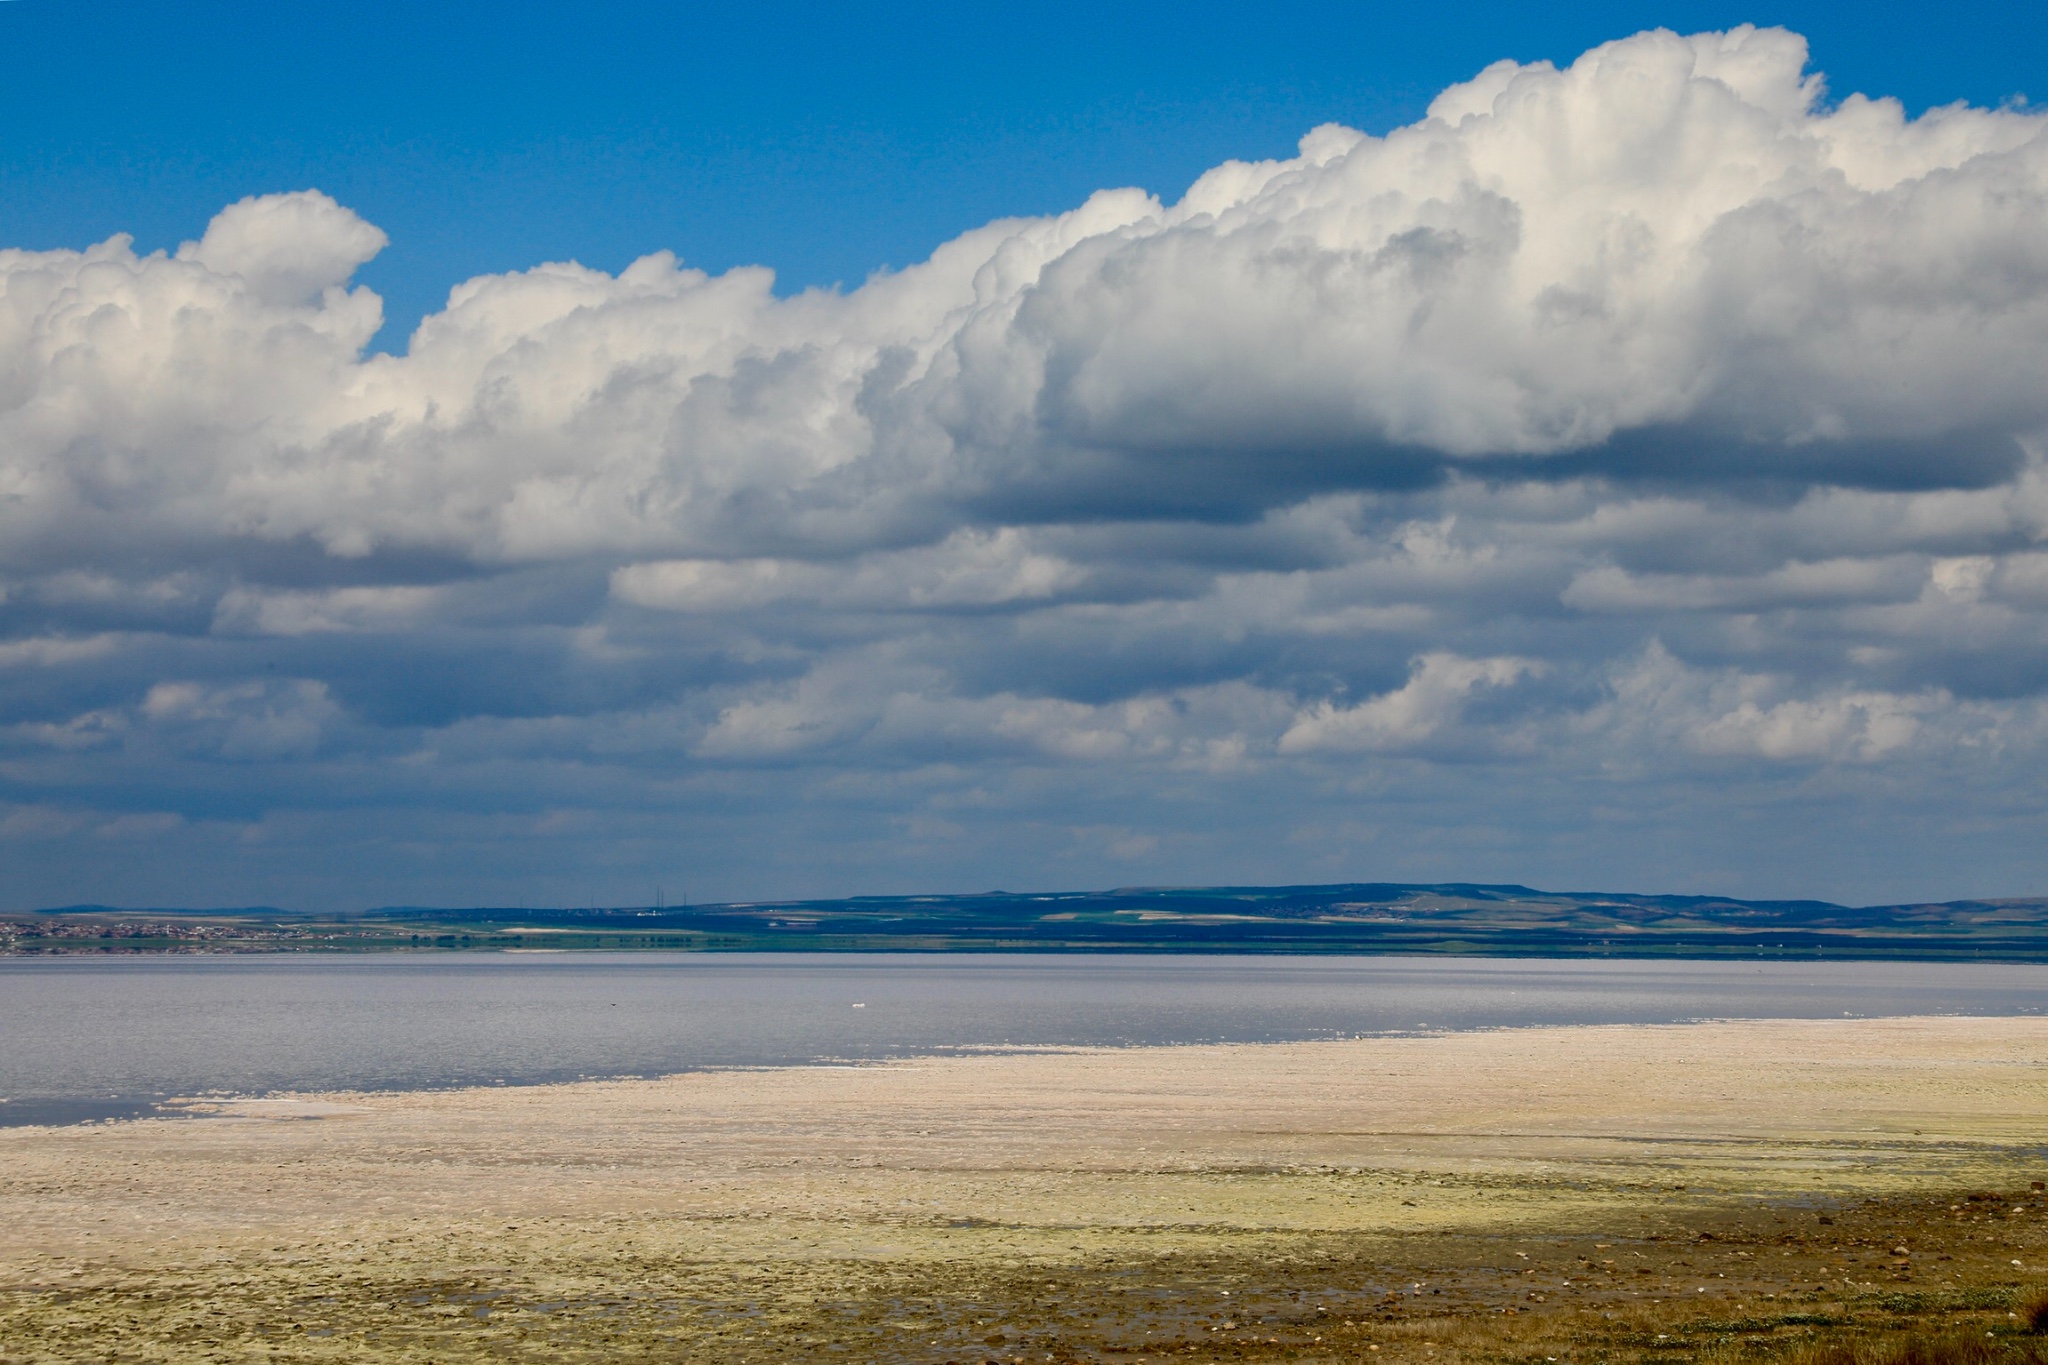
9, 1004, 2048, 1133
14, 943, 2048, 963
8, 954, 2048, 1137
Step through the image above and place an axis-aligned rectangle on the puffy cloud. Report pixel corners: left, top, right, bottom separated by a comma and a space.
211, 586, 446, 636
178, 191, 389, 307
1279, 653, 1540, 753
11, 26, 2048, 568
0, 634, 124, 668
1693, 691, 1928, 761
1593, 643, 1954, 763
611, 529, 1090, 614
5, 26, 2048, 908
138, 680, 341, 761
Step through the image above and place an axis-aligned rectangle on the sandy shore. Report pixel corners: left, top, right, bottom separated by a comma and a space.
5, 1016, 2048, 1362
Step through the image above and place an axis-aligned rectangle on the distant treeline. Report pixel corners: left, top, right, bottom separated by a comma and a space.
11, 882, 2048, 959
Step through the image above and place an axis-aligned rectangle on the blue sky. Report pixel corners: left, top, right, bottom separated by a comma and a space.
5, 0, 2042, 348
3, 3, 2048, 911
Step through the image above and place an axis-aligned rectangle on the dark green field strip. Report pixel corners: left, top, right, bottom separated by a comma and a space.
11, 881, 2048, 958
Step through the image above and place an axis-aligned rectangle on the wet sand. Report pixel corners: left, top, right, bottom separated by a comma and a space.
4, 1016, 2048, 1362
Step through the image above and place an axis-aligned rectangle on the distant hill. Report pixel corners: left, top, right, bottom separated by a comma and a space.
33, 905, 292, 918
11, 883, 2048, 959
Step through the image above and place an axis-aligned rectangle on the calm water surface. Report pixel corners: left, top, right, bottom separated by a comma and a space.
2, 952, 2044, 1125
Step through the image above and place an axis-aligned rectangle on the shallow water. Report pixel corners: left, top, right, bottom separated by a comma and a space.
2, 951, 2044, 1125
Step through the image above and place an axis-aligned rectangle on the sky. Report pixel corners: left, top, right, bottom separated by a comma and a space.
3, 2, 2048, 911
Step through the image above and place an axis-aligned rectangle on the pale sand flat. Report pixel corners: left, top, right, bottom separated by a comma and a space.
5, 1015, 2047, 1278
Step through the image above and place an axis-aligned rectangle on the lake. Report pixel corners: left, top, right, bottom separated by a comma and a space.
3, 952, 2044, 1126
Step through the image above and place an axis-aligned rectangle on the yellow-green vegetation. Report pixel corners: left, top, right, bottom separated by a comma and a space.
6, 1180, 2048, 1362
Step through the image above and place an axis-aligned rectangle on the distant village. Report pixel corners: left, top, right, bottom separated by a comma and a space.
0, 918, 314, 953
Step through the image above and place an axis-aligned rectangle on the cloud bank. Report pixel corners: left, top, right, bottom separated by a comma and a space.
5, 25, 2048, 908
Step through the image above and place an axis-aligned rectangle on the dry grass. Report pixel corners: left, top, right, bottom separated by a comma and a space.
1774, 1332, 2048, 1364
2018, 1284, 2048, 1334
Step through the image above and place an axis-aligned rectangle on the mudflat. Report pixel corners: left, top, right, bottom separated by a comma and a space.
5, 1016, 2048, 1363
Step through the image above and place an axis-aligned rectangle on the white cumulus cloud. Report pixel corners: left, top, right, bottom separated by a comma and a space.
1280, 653, 1540, 753
5, 26, 2048, 908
